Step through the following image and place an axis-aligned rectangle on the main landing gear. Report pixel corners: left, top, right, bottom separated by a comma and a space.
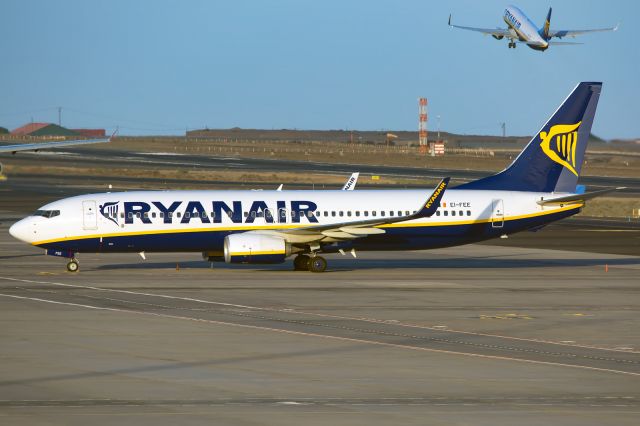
508, 41, 517, 49
293, 254, 327, 273
66, 259, 79, 272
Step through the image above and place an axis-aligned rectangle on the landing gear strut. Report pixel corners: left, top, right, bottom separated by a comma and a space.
66, 259, 79, 273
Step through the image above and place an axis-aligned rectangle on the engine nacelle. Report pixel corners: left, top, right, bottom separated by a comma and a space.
492, 34, 504, 40
224, 233, 289, 264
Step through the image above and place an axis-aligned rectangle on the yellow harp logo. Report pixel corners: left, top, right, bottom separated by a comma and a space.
539, 121, 581, 177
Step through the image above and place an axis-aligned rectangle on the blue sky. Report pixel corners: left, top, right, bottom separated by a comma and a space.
1, 0, 637, 138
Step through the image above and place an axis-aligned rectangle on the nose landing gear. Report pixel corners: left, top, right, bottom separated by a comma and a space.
66, 259, 79, 272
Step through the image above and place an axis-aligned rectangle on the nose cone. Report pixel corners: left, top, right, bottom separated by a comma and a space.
9, 219, 33, 244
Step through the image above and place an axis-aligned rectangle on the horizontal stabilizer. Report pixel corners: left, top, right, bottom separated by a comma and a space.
547, 41, 583, 45
537, 187, 626, 206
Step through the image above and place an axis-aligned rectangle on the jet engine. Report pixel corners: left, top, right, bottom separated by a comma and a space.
492, 34, 504, 40
224, 233, 290, 264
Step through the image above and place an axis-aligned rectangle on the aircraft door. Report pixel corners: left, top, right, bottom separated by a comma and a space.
491, 199, 504, 228
82, 200, 98, 230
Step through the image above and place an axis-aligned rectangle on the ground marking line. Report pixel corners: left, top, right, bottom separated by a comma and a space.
1, 292, 639, 378
1, 275, 638, 355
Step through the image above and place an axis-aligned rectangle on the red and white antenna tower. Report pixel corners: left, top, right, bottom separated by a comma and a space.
418, 97, 428, 147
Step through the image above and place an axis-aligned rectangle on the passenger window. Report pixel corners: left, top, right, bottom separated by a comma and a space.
151, 212, 156, 218
128, 212, 133, 218
324, 211, 329, 217
405, 211, 410, 215
459, 210, 463, 216
136, 213, 141, 219
315, 211, 320, 217
339, 211, 344, 217
185, 212, 191, 218
372, 211, 377, 217
381, 211, 385, 217
444, 211, 448, 216
202, 212, 207, 218
389, 211, 393, 217
120, 212, 125, 218
436, 211, 440, 216
467, 210, 471, 216
169, 212, 173, 218
364, 211, 369, 217
159, 212, 164, 218
211, 212, 215, 218
452, 211, 456, 216
143, 212, 149, 219
398, 211, 402, 216
331, 211, 336, 217
244, 212, 249, 218
177, 212, 182, 218
355, 211, 360, 217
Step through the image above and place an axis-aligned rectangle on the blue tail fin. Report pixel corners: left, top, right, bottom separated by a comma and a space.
540, 7, 552, 39
458, 82, 602, 193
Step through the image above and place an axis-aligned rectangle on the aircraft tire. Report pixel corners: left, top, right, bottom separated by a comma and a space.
308, 256, 327, 273
294, 255, 310, 271
67, 259, 79, 273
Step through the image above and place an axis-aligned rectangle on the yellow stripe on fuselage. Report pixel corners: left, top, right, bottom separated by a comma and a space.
31, 204, 583, 246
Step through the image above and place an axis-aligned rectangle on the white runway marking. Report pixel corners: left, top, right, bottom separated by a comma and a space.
0, 291, 638, 378
1, 275, 637, 355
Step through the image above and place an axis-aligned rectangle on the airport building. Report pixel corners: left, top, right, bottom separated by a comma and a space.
11, 122, 105, 138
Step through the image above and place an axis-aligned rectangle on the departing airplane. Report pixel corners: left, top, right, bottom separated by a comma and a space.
448, 5, 618, 50
9, 82, 622, 273
0, 134, 113, 178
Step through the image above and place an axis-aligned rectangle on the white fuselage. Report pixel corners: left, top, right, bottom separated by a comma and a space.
9, 188, 580, 253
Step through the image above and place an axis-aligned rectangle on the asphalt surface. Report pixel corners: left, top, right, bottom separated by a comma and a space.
3, 147, 640, 195
1, 235, 639, 425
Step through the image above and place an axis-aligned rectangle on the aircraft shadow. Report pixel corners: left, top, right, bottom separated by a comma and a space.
91, 256, 640, 272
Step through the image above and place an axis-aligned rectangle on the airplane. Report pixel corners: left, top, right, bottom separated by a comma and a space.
341, 172, 359, 190
448, 5, 618, 50
0, 133, 113, 179
9, 82, 622, 273
276, 172, 359, 191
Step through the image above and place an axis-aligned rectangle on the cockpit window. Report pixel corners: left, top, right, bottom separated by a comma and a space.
33, 210, 60, 218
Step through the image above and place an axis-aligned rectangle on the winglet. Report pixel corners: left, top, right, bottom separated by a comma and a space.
448, 14, 452, 26
414, 178, 450, 218
342, 172, 359, 190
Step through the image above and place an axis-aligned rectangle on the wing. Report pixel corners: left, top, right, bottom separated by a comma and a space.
448, 14, 512, 38
260, 178, 449, 245
537, 187, 626, 206
549, 24, 619, 39
341, 172, 359, 190
0, 135, 112, 154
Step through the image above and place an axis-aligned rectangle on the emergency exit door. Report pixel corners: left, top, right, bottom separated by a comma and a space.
491, 199, 504, 228
82, 200, 98, 230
